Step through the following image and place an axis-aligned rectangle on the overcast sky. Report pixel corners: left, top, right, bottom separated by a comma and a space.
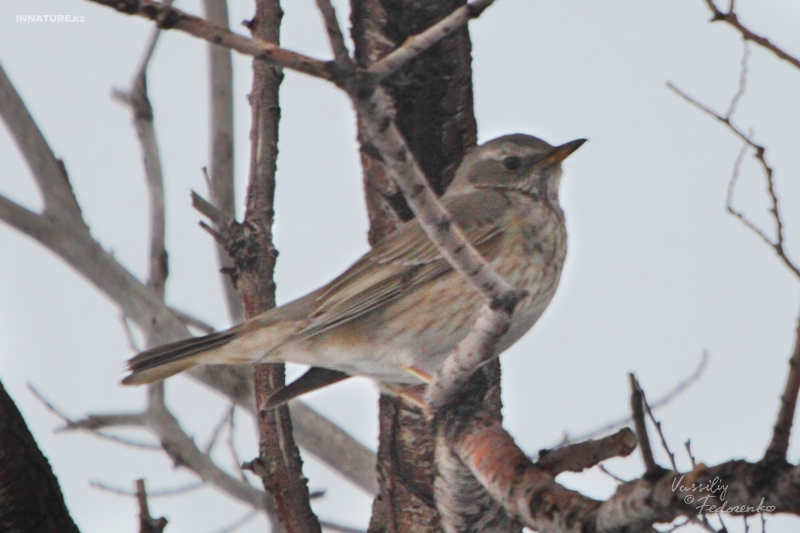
2, 0, 800, 531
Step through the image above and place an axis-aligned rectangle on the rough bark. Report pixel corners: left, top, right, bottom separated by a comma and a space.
0, 379, 80, 533
240, 1, 321, 530
349, 1, 493, 530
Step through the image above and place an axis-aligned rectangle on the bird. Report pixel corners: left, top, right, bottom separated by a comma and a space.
123, 134, 585, 405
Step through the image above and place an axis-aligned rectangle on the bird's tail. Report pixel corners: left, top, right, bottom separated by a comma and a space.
122, 329, 239, 385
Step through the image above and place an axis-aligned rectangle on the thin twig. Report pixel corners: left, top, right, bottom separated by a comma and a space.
30, 384, 277, 518
725, 42, 749, 118
0, 64, 87, 228
112, 18, 170, 300
1, 49, 380, 500
314, 0, 352, 70
201, 0, 244, 324
367, 0, 498, 81
701, 0, 800, 71
640, 385, 678, 471
168, 307, 216, 334
203, 405, 233, 454
210, 510, 259, 533
135, 479, 168, 533
629, 374, 659, 475
598, 464, 627, 484
91, 480, 203, 497
765, 300, 800, 459
225, 404, 248, 483
668, 82, 800, 279
86, 0, 333, 80
567, 352, 708, 443
685, 440, 698, 468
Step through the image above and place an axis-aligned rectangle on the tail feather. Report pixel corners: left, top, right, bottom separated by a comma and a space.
262, 367, 350, 409
122, 330, 238, 385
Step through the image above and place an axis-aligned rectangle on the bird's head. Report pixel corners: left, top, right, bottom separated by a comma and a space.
447, 134, 586, 204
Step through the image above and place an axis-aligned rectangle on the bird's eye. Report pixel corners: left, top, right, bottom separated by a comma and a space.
503, 156, 521, 170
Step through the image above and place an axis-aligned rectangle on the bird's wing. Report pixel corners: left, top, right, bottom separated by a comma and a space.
286, 189, 512, 342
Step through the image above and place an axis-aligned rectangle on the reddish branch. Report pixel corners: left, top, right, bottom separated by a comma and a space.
441, 402, 800, 530
537, 428, 637, 475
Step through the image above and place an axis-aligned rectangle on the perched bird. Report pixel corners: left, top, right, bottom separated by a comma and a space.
123, 134, 585, 404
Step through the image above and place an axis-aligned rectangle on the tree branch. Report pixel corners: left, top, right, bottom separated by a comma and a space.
0, 55, 377, 500
701, 0, 800, 70
86, 0, 333, 80
135, 479, 169, 533
38, 384, 280, 524
201, 0, 245, 324
240, 1, 321, 530
111, 20, 169, 299
366, 0, 498, 81
667, 81, 800, 279
765, 301, 800, 460
0, 63, 87, 229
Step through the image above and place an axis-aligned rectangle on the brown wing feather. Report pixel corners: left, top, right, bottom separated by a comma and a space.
286, 190, 511, 342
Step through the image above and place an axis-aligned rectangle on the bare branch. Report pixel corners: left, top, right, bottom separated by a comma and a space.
112, 26, 169, 299
85, 0, 333, 80
168, 307, 215, 334
353, 90, 518, 307
314, 0, 352, 70
202, 0, 245, 324
667, 81, 800, 279
568, 351, 709, 443
0, 11, 376, 501
0, 63, 87, 228
630, 374, 660, 476
367, 0, 498, 81
30, 382, 278, 523
241, 0, 321, 529
765, 301, 800, 460
135, 479, 169, 533
725, 42, 749, 118
425, 304, 512, 409
538, 428, 637, 475
210, 510, 258, 533
90, 480, 203, 497
641, 384, 678, 471
448, 407, 800, 530
701, 0, 800, 70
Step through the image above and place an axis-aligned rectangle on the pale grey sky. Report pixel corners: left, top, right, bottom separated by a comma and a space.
1, 0, 799, 531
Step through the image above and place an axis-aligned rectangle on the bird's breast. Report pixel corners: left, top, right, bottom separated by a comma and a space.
492, 199, 567, 349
